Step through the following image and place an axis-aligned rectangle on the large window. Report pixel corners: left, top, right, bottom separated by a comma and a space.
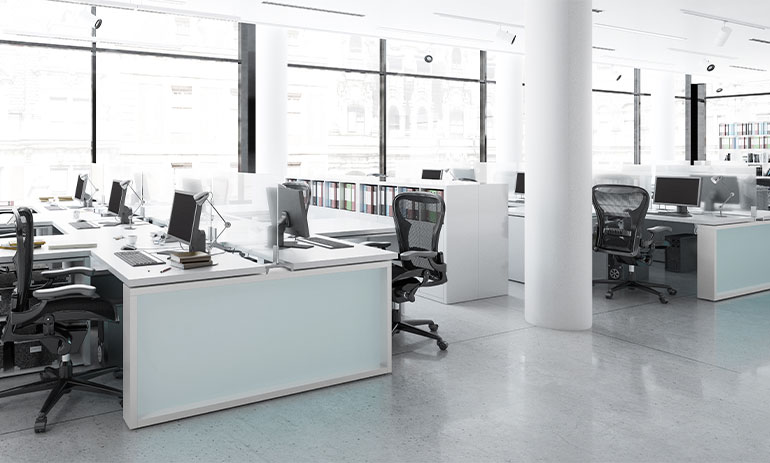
0, 45, 91, 199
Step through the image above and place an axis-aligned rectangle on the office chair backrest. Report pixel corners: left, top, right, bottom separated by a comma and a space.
12, 207, 34, 312
394, 192, 445, 272
592, 184, 649, 256
283, 181, 311, 210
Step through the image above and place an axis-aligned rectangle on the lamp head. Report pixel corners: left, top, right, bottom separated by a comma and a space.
119, 180, 132, 189
79, 174, 89, 181
710, 176, 722, 184
193, 191, 211, 205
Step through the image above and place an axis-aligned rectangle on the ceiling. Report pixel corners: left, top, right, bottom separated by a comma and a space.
37, 0, 770, 83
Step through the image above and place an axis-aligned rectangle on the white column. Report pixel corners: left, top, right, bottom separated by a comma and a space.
524, 0, 592, 330
254, 25, 288, 179
495, 54, 525, 169
648, 70, 676, 164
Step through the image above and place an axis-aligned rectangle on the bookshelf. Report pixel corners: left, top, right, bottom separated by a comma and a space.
285, 175, 509, 304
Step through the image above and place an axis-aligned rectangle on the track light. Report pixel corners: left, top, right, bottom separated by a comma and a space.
78, 8, 102, 30
496, 28, 517, 45
706, 60, 716, 72
616, 74, 622, 81
715, 21, 732, 47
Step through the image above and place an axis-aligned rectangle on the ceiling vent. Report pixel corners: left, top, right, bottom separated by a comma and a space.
729, 64, 767, 72
261, 2, 365, 17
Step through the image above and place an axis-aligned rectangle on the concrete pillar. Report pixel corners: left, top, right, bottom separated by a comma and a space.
495, 54, 525, 169
524, 0, 592, 330
254, 25, 287, 178
649, 70, 676, 164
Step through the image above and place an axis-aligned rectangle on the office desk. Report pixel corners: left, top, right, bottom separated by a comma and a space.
508, 205, 770, 301
0, 203, 394, 429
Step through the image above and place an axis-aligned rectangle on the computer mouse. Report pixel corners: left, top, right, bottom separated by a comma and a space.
121, 245, 137, 251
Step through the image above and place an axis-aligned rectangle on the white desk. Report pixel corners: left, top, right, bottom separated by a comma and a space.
1, 202, 394, 429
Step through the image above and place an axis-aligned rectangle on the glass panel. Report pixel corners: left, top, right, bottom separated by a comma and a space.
287, 29, 379, 71
0, 0, 95, 46
387, 39, 480, 80
486, 83, 496, 163
706, 94, 770, 159
593, 63, 634, 93
287, 68, 380, 177
95, 7, 237, 59
97, 53, 238, 176
0, 44, 91, 200
387, 76, 480, 178
593, 91, 635, 166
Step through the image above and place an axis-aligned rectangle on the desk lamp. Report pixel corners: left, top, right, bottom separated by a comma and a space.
119, 180, 145, 229
193, 191, 231, 252
79, 174, 99, 207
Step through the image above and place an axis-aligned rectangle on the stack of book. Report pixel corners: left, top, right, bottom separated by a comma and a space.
168, 251, 213, 270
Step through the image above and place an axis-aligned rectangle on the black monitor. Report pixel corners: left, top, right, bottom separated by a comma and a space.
107, 181, 126, 216
421, 169, 443, 180
75, 175, 86, 201
653, 176, 701, 216
167, 190, 204, 251
515, 172, 525, 194
267, 185, 311, 248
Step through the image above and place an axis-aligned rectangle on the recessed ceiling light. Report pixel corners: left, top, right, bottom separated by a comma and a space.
433, 12, 524, 29
730, 64, 767, 72
668, 48, 737, 59
680, 9, 767, 30
261, 1, 365, 17
594, 23, 687, 41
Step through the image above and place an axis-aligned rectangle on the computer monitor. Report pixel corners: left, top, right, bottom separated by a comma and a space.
653, 176, 701, 216
167, 190, 204, 251
267, 185, 311, 248
696, 175, 740, 212
107, 180, 126, 216
515, 172, 525, 195
75, 175, 86, 201
421, 169, 443, 180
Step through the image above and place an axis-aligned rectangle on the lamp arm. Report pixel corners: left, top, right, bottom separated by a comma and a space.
127, 184, 144, 206
207, 200, 231, 229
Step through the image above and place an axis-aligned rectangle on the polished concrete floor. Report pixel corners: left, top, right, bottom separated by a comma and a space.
2, 266, 770, 462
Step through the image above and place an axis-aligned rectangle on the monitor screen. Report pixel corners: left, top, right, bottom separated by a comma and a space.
75, 176, 86, 200
167, 191, 200, 244
654, 177, 701, 207
421, 169, 443, 180
515, 172, 525, 194
107, 181, 125, 215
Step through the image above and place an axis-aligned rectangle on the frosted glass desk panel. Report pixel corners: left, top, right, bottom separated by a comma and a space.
133, 266, 390, 421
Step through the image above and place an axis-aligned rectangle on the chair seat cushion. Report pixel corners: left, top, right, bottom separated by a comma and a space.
38, 297, 117, 324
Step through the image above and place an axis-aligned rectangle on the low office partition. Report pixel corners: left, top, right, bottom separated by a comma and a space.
122, 261, 392, 429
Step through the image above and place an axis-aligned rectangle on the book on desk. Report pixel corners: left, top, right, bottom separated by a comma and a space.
168, 251, 214, 270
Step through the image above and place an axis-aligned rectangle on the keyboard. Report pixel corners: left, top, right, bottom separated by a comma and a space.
297, 236, 353, 249
45, 205, 65, 211
70, 221, 100, 230
114, 250, 165, 267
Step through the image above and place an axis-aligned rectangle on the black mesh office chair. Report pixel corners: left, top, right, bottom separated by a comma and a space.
366, 192, 448, 350
592, 185, 677, 304
283, 181, 311, 209
0, 207, 122, 433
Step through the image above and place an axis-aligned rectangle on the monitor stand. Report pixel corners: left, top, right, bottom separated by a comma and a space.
276, 212, 312, 249
656, 206, 691, 217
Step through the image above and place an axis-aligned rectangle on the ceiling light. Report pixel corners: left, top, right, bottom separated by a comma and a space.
377, 26, 495, 44
78, 8, 102, 30
261, 1, 365, 17
424, 55, 433, 63
716, 88, 723, 93
616, 74, 622, 81
707, 63, 716, 72
749, 38, 770, 44
496, 28, 516, 45
433, 12, 524, 29
592, 9, 604, 13
668, 48, 737, 60
594, 23, 687, 41
715, 21, 732, 47
681, 9, 767, 30
730, 64, 767, 72
592, 46, 615, 52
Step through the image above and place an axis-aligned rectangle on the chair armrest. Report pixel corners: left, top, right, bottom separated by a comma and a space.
646, 225, 672, 234
40, 267, 95, 279
361, 241, 391, 250
33, 284, 96, 301
400, 251, 438, 260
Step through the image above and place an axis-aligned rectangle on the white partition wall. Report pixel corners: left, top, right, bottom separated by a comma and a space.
524, 0, 592, 330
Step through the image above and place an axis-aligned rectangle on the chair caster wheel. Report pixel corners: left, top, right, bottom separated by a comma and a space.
659, 297, 669, 304
429, 323, 439, 332
437, 340, 448, 351
34, 415, 47, 433
605, 291, 613, 299
667, 288, 677, 295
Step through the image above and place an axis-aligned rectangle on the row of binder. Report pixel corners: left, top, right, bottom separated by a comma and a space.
718, 136, 770, 150
719, 122, 770, 136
